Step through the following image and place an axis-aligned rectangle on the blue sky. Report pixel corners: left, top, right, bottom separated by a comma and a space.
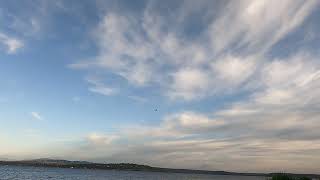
1, 0, 320, 173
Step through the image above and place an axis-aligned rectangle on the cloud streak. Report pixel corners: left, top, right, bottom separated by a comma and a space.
30, 112, 43, 121
85, 75, 117, 96
0, 33, 23, 54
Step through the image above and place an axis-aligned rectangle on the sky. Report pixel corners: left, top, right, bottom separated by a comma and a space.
1, 0, 320, 174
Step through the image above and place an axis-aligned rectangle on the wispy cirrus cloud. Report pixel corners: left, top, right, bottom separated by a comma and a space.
30, 112, 43, 121
71, 0, 319, 101
0, 0, 75, 55
0, 33, 23, 54
85, 75, 117, 96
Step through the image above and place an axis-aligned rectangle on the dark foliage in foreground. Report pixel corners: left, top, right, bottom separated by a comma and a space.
271, 173, 311, 180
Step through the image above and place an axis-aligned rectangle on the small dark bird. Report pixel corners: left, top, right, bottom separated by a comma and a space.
154, 109, 158, 112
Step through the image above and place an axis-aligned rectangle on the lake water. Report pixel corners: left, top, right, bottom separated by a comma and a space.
0, 165, 267, 180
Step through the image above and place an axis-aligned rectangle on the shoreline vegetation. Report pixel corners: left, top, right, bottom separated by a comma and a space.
0, 159, 319, 179
269, 173, 314, 180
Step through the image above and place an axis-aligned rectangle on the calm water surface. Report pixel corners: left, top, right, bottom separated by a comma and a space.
0, 165, 266, 180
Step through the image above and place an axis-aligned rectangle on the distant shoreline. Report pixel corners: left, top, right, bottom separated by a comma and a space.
0, 159, 319, 179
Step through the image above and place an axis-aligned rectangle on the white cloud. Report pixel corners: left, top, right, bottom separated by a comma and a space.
209, 0, 319, 54
89, 86, 115, 96
30, 112, 43, 121
255, 53, 320, 107
128, 95, 147, 103
0, 33, 23, 54
85, 76, 117, 96
169, 68, 210, 100
70, 0, 318, 101
212, 55, 257, 86
87, 133, 117, 145
216, 106, 259, 117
